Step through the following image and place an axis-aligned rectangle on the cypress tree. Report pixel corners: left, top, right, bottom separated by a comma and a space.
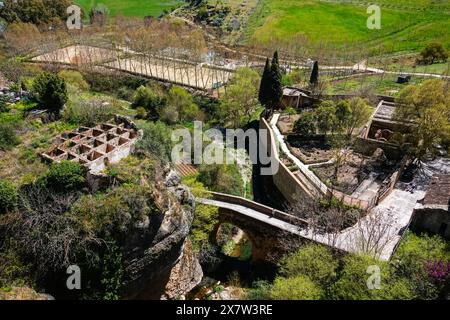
258, 57, 271, 107
269, 51, 283, 108
310, 61, 319, 86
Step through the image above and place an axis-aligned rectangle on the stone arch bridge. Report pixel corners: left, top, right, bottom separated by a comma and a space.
197, 192, 313, 262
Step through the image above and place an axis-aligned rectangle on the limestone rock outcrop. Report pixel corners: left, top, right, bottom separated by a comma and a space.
123, 169, 202, 299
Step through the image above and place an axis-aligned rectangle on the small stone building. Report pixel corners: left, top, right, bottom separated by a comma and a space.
411, 174, 450, 239
281, 87, 314, 109
41, 116, 141, 174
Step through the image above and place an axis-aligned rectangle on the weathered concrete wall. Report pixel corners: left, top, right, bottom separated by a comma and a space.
259, 117, 312, 203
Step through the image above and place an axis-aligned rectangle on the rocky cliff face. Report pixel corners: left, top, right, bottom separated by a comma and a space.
123, 169, 203, 299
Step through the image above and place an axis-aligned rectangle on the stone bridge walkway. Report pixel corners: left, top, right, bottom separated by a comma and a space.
198, 185, 426, 260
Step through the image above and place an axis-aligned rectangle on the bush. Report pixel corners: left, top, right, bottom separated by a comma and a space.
62, 96, 119, 126
420, 42, 448, 64
32, 72, 68, 114
279, 244, 338, 286
293, 111, 316, 136
135, 121, 173, 164
393, 232, 450, 299
0, 180, 18, 214
330, 254, 414, 300
58, 70, 90, 91
271, 275, 323, 300
0, 95, 8, 113
198, 164, 244, 196
0, 123, 20, 150
246, 280, 272, 300
163, 86, 203, 124
39, 161, 86, 192
70, 184, 155, 239
135, 107, 147, 120
132, 85, 164, 120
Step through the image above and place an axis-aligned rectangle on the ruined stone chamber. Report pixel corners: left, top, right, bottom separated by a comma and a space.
41, 115, 141, 174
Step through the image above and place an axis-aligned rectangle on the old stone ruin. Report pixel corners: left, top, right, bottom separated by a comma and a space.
41, 116, 141, 174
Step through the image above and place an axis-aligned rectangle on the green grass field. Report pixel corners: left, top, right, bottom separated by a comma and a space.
75, 0, 182, 18
243, 0, 450, 53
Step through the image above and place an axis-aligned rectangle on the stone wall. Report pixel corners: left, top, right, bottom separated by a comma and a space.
410, 207, 450, 239
259, 117, 313, 202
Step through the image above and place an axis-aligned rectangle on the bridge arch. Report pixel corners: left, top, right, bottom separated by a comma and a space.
200, 192, 311, 262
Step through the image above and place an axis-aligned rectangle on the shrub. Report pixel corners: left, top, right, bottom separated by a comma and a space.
164, 86, 203, 124
70, 184, 155, 239
32, 72, 68, 114
271, 275, 323, 300
246, 280, 272, 300
330, 254, 414, 300
63, 97, 119, 126
393, 232, 450, 299
0, 123, 20, 150
0, 95, 8, 113
132, 85, 164, 120
57, 70, 90, 91
0, 180, 18, 214
39, 161, 86, 192
135, 107, 147, 120
279, 244, 338, 286
293, 111, 316, 136
420, 42, 448, 64
135, 121, 173, 164
198, 164, 244, 196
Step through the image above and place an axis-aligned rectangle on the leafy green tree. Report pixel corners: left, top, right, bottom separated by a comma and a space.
0, 0, 71, 25
315, 101, 337, 135
310, 61, 319, 86
293, 111, 316, 136
395, 79, 450, 160
420, 42, 449, 64
0, 180, 18, 215
162, 86, 202, 124
268, 51, 283, 109
346, 97, 373, 136
32, 72, 68, 115
220, 67, 261, 127
58, 70, 90, 91
39, 161, 86, 192
335, 100, 352, 131
258, 58, 271, 107
271, 275, 323, 300
279, 244, 338, 287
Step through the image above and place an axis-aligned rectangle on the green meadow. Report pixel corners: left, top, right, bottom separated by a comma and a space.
243, 0, 450, 53
75, 0, 182, 18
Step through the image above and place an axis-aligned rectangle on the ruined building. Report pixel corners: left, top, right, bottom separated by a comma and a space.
41, 116, 141, 174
